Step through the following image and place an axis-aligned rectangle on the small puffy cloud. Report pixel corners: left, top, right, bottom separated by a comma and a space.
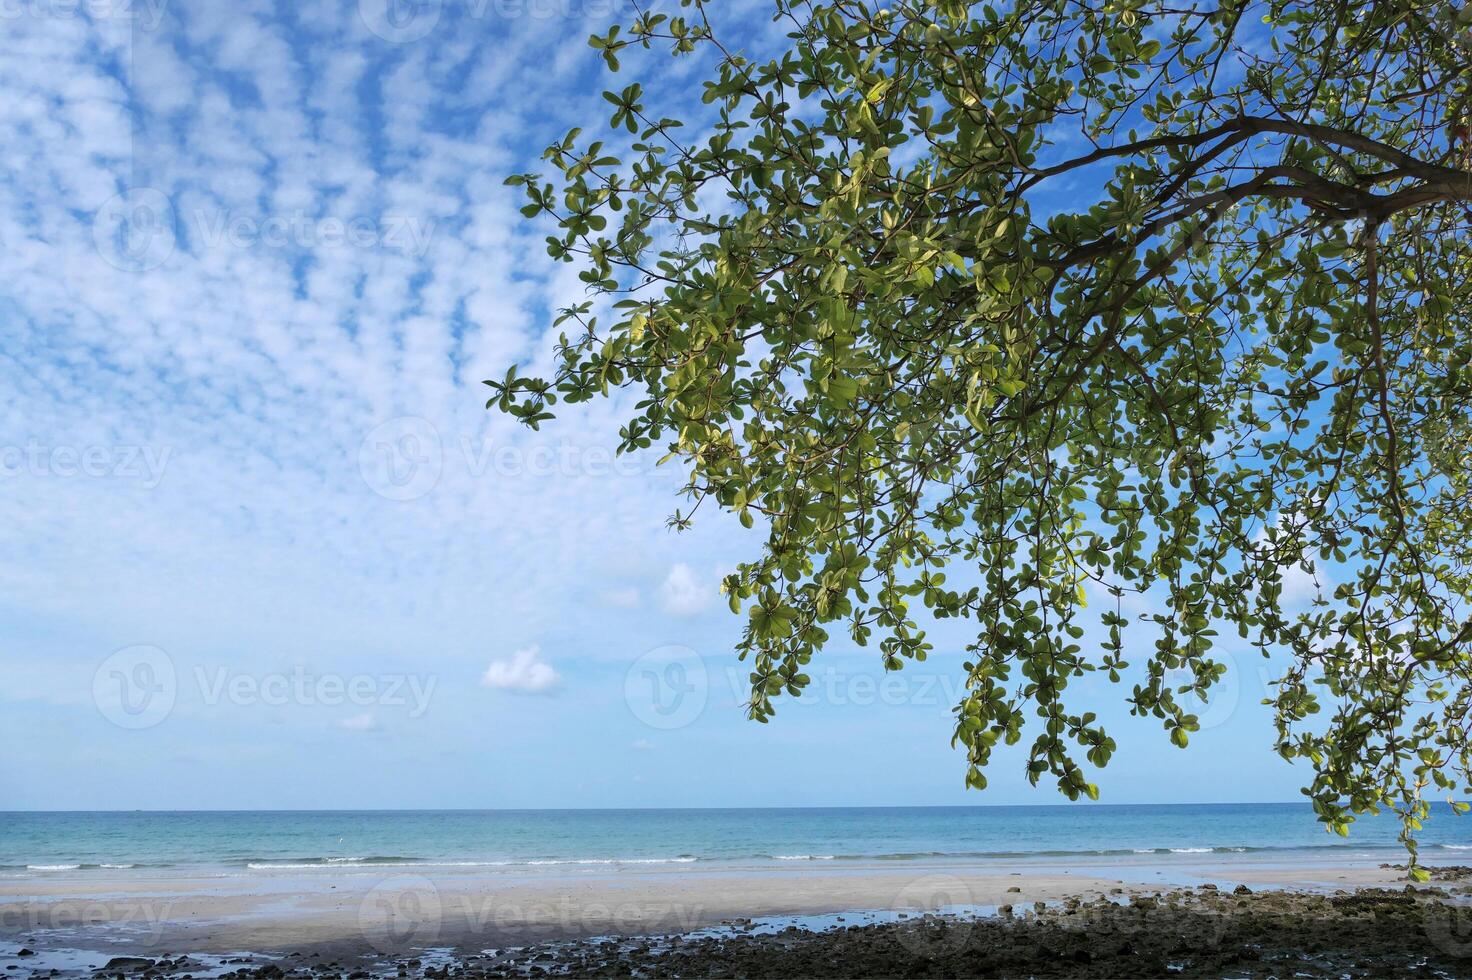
481, 645, 561, 695
338, 712, 377, 732
659, 563, 712, 617
1277, 562, 1326, 605
631, 738, 654, 751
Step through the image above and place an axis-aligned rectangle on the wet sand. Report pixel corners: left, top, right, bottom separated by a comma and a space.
2, 861, 1469, 976
1, 867, 1118, 952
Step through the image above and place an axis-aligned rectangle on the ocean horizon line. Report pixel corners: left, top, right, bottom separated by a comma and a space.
0, 800, 1320, 815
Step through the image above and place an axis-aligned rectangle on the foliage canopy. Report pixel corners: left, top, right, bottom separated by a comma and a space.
490, 0, 1472, 869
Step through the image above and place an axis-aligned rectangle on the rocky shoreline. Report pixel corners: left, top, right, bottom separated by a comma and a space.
32, 871, 1472, 980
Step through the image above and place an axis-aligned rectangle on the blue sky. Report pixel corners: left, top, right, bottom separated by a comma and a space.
0, 0, 1311, 810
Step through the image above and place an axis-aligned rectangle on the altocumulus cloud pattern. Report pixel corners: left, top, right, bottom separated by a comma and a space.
0, 0, 769, 797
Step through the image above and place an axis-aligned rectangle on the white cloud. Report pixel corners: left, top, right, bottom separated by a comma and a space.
481, 645, 560, 695
0, 4, 761, 806
0, 6, 718, 661
658, 563, 712, 617
631, 738, 654, 751
599, 587, 640, 608
1252, 516, 1333, 608
1277, 562, 1326, 606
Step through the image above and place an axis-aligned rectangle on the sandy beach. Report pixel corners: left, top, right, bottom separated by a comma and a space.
4, 857, 1471, 976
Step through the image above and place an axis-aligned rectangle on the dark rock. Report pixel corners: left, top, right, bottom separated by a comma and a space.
100, 958, 154, 973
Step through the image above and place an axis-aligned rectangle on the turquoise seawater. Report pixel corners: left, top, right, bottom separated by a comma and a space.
2, 804, 1468, 874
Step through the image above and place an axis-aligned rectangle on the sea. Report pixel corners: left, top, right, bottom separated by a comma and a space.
3, 803, 1470, 877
